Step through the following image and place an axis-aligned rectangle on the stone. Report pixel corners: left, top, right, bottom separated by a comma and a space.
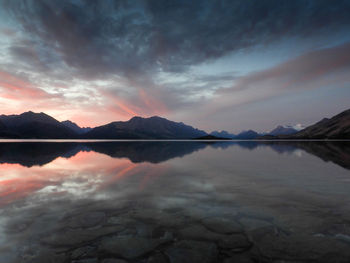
251, 233, 350, 262
71, 246, 96, 259
41, 225, 125, 247
99, 236, 168, 259
71, 259, 98, 263
147, 252, 169, 263
131, 209, 187, 228
67, 211, 106, 228
165, 240, 218, 263
219, 233, 252, 252
223, 254, 255, 263
18, 248, 68, 263
178, 225, 223, 242
201, 217, 244, 234
101, 259, 128, 263
239, 217, 272, 231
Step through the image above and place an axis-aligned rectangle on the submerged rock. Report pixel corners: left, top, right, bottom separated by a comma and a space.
178, 225, 223, 241
251, 232, 350, 262
67, 211, 106, 229
17, 247, 68, 263
71, 246, 97, 259
100, 259, 128, 263
99, 236, 168, 259
71, 258, 98, 263
201, 217, 244, 234
41, 225, 125, 247
219, 233, 252, 252
239, 217, 272, 231
147, 252, 169, 263
165, 240, 218, 263
223, 253, 255, 263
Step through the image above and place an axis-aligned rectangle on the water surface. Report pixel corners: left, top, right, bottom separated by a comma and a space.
0, 141, 350, 263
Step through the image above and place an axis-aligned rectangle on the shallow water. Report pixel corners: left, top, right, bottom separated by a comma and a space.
0, 140, 350, 263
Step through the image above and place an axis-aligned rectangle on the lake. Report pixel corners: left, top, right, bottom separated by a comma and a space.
0, 140, 350, 263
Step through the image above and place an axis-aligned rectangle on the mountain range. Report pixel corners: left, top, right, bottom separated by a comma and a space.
0, 111, 76, 139
0, 109, 349, 139
211, 125, 299, 139
270, 108, 350, 139
61, 120, 92, 134
0, 112, 206, 139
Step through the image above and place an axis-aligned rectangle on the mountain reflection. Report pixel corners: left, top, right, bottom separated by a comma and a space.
0, 140, 349, 170
1, 140, 350, 262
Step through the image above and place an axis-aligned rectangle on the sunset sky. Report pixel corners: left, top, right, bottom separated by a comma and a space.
0, 0, 350, 132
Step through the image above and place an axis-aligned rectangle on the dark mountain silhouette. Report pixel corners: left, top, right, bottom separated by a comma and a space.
211, 125, 300, 139
0, 109, 349, 140
210, 130, 236, 139
194, 135, 229, 140
268, 125, 298, 136
85, 116, 207, 139
0, 119, 15, 138
234, 130, 261, 139
0, 112, 207, 139
259, 109, 350, 140
61, 120, 92, 134
288, 109, 350, 139
0, 111, 77, 139
211, 130, 264, 139
0, 119, 5, 129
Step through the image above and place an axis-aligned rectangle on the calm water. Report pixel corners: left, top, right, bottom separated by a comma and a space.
0, 141, 350, 263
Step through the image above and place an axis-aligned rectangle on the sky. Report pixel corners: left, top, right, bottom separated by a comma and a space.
0, 0, 350, 133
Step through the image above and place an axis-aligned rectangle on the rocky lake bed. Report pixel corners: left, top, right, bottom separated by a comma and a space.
1, 141, 350, 262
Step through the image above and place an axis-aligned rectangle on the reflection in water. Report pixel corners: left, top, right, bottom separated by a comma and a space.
0, 141, 350, 262
0, 140, 350, 169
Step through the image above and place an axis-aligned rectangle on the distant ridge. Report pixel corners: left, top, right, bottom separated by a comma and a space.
0, 112, 207, 139
234, 130, 261, 139
0, 109, 349, 139
0, 111, 77, 139
61, 120, 92, 134
261, 109, 350, 139
288, 109, 350, 139
268, 125, 298, 136
84, 116, 207, 139
210, 130, 236, 139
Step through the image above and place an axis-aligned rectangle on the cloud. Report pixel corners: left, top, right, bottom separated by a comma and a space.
187, 42, 350, 130
219, 42, 350, 99
0, 70, 52, 99
0, 0, 350, 129
3, 0, 350, 78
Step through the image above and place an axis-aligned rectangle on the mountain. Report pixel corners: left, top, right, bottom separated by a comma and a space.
211, 129, 263, 140
61, 120, 92, 134
268, 125, 298, 136
85, 116, 207, 139
194, 135, 229, 140
287, 109, 350, 139
0, 119, 15, 138
0, 111, 77, 139
210, 130, 236, 139
234, 130, 261, 139
259, 109, 350, 140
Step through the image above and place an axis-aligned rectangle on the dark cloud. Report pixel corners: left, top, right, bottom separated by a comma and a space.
220, 42, 350, 95
3, 0, 350, 78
